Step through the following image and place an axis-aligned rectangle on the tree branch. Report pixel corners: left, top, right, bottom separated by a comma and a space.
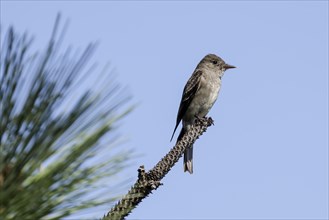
103, 116, 214, 220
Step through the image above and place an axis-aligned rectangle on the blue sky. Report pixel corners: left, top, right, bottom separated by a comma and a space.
1, 1, 328, 219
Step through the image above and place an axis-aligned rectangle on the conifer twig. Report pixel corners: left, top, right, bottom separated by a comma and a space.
103, 116, 214, 220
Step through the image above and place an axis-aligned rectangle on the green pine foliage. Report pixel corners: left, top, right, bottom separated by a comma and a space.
0, 15, 134, 219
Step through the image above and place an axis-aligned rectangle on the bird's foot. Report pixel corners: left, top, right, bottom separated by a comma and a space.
194, 115, 203, 121
194, 115, 214, 126
208, 117, 214, 126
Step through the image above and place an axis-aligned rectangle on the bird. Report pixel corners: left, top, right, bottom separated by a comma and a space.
170, 54, 235, 174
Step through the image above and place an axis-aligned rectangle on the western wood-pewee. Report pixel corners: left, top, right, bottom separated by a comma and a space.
170, 54, 235, 174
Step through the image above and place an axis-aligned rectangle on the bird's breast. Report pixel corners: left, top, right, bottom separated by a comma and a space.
183, 75, 221, 124
198, 77, 221, 111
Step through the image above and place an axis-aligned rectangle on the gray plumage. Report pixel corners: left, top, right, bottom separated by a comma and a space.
171, 54, 235, 174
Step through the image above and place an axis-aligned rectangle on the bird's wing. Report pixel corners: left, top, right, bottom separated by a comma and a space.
170, 70, 203, 141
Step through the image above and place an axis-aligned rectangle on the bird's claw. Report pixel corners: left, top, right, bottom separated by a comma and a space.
194, 115, 214, 126
208, 117, 214, 126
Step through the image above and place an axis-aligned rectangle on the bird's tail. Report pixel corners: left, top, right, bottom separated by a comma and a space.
177, 128, 193, 174
184, 146, 193, 174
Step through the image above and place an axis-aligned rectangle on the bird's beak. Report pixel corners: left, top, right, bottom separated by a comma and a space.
223, 63, 236, 70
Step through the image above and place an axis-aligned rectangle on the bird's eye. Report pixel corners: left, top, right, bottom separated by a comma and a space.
212, 60, 218, 65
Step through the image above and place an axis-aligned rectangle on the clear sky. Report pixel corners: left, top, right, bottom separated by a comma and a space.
1, 1, 328, 219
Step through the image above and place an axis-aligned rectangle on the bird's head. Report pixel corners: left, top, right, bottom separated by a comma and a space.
199, 53, 236, 78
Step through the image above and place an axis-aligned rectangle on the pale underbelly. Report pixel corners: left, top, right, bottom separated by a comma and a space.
183, 83, 220, 124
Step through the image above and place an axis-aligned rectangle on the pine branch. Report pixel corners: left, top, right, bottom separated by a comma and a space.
1, 15, 134, 220
103, 116, 214, 220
